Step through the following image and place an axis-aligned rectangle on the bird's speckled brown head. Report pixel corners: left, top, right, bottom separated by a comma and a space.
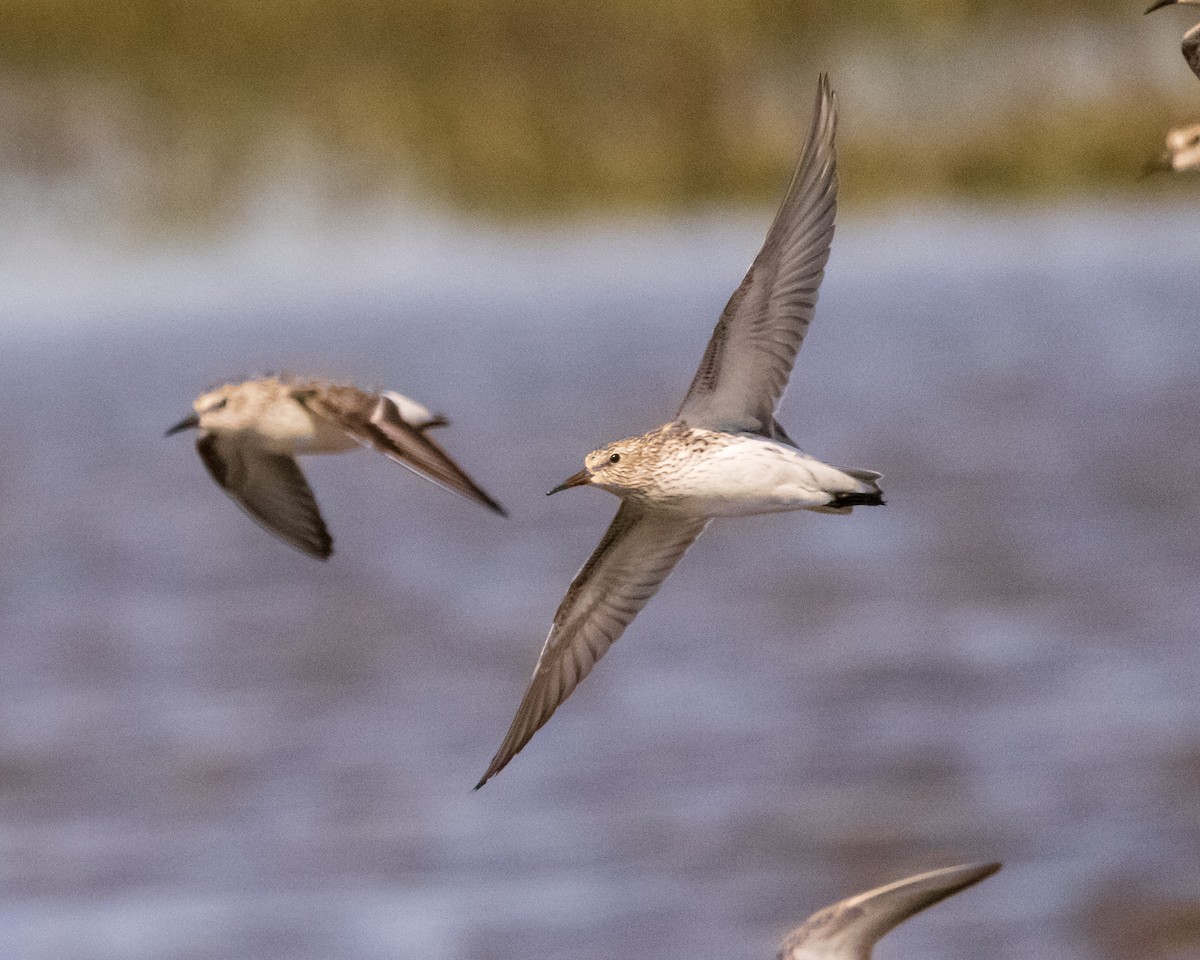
548, 423, 692, 498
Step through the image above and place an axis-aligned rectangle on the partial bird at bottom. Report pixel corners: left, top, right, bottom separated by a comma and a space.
778, 861, 1000, 960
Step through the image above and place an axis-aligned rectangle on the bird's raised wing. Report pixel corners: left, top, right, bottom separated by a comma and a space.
778, 862, 1000, 960
197, 433, 333, 559
477, 502, 709, 787
676, 74, 838, 437
303, 385, 506, 516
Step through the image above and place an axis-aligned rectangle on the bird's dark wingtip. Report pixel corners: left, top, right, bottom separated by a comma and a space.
475, 751, 509, 789
474, 764, 500, 790
310, 536, 334, 560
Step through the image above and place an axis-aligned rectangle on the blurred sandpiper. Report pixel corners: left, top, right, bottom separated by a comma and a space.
1146, 0, 1200, 172
166, 376, 505, 559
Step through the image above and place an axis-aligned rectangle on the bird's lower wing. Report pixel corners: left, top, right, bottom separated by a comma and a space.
477, 502, 709, 787
197, 433, 332, 558
778, 862, 1000, 960
307, 389, 505, 516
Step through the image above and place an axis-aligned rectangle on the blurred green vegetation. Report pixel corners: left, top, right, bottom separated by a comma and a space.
0, 0, 1194, 222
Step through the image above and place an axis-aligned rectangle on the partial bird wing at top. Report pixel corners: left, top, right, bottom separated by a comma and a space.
1146, 0, 1200, 80
1184, 25, 1200, 80
477, 502, 709, 787
196, 433, 333, 558
778, 862, 1001, 960
676, 73, 838, 437
302, 385, 506, 516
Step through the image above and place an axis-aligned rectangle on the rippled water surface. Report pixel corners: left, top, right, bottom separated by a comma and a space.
2, 203, 1198, 959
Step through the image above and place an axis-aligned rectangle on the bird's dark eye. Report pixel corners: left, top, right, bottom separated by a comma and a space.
609, 453, 621, 464
210, 399, 228, 412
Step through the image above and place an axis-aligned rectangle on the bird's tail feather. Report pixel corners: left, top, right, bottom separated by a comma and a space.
843, 467, 882, 484
812, 466, 885, 514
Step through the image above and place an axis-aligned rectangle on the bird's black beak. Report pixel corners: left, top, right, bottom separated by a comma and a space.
164, 413, 200, 437
547, 469, 591, 496
1146, 0, 1178, 13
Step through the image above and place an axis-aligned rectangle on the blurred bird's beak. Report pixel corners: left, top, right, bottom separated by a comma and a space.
547, 469, 591, 495
1141, 151, 1173, 177
1146, 0, 1178, 12
164, 413, 200, 437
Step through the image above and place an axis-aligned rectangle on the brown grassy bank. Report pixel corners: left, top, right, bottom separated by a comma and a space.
1, 0, 1195, 224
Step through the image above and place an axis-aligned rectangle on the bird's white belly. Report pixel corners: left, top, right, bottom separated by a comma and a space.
292, 418, 359, 455
256, 402, 358, 456
662, 436, 858, 517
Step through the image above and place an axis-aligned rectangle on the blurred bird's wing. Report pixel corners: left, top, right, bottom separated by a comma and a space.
477, 502, 709, 787
1146, 2, 1200, 80
197, 433, 332, 559
778, 862, 1001, 960
1184, 24, 1200, 80
380, 390, 446, 430
676, 73, 838, 439
302, 385, 505, 516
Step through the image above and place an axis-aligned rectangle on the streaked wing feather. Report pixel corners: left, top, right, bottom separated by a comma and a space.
477, 503, 709, 786
305, 386, 505, 516
677, 73, 838, 435
197, 433, 332, 558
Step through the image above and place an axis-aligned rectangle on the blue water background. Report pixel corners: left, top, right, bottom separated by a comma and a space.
1, 201, 1197, 959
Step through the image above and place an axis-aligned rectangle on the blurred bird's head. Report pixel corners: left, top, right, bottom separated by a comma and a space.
1167, 123, 1200, 159
1143, 124, 1200, 176
164, 384, 241, 436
